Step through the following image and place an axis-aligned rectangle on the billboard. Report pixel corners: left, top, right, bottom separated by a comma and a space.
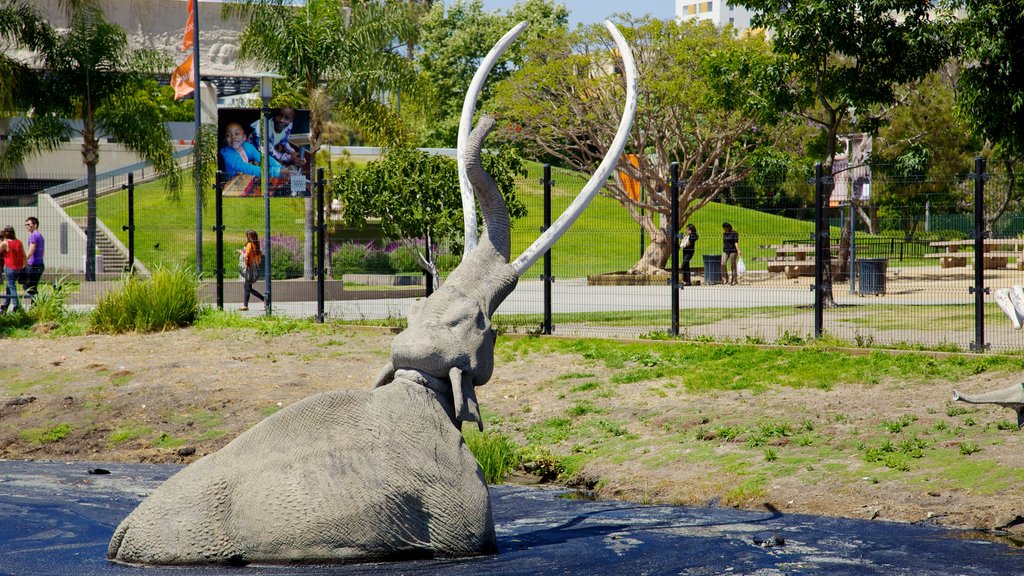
217, 107, 312, 197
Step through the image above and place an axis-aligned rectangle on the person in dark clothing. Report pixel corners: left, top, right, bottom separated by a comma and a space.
721, 222, 741, 285
679, 223, 698, 286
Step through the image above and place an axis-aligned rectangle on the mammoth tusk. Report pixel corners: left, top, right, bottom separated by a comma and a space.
510, 20, 639, 276
457, 21, 530, 257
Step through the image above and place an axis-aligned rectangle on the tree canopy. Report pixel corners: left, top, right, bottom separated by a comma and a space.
413, 0, 569, 147
493, 18, 784, 273
0, 0, 179, 280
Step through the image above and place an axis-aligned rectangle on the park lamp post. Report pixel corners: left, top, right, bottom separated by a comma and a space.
258, 72, 282, 317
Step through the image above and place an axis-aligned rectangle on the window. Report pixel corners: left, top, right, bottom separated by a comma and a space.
686, 4, 697, 14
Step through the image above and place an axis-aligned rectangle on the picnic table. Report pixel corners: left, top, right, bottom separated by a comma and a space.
756, 244, 840, 279
926, 239, 1024, 270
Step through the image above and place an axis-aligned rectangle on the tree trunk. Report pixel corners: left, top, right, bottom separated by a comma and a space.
629, 226, 671, 275
835, 216, 850, 282
83, 137, 99, 282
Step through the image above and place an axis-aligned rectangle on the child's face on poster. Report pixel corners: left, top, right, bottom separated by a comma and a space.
225, 123, 247, 150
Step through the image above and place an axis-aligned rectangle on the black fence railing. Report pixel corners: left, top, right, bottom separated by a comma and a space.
4, 158, 1024, 353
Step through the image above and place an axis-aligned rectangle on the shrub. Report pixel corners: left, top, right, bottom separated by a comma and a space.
387, 244, 423, 273
331, 242, 374, 276
28, 277, 72, 323
91, 267, 201, 333
464, 429, 521, 484
268, 235, 303, 279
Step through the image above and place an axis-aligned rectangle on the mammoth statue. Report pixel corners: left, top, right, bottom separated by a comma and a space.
107, 20, 637, 566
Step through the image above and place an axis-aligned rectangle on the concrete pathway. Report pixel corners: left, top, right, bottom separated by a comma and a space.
1, 461, 1020, 575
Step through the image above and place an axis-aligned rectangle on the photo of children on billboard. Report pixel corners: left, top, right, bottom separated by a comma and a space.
217, 107, 312, 197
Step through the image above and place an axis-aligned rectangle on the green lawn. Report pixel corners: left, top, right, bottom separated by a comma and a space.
65, 174, 309, 276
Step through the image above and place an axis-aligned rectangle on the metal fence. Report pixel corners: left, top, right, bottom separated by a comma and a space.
3, 157, 1024, 353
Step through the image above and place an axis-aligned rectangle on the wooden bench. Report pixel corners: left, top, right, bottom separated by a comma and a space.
764, 258, 840, 278
928, 240, 1023, 269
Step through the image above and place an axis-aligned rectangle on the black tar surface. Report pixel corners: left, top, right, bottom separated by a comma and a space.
0, 460, 1021, 575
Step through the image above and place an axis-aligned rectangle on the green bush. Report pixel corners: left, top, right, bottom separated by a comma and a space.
268, 235, 304, 279
332, 243, 374, 276
91, 267, 202, 333
388, 245, 422, 273
28, 278, 72, 323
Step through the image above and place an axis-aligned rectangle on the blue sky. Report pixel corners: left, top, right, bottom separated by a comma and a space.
466, 0, 677, 27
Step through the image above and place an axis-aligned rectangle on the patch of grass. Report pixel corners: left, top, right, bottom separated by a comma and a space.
261, 405, 283, 416
947, 405, 971, 417
566, 401, 602, 417
152, 432, 185, 448
723, 477, 767, 505
960, 441, 981, 455
526, 417, 573, 444
464, 429, 521, 484
882, 414, 918, 433
20, 423, 73, 444
498, 337, 1024, 396
763, 448, 778, 462
109, 424, 153, 444
569, 381, 601, 393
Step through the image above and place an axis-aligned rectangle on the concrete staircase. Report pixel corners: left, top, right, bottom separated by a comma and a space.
72, 218, 129, 274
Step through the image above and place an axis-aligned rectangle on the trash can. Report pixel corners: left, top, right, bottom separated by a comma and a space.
858, 258, 888, 296
703, 254, 723, 285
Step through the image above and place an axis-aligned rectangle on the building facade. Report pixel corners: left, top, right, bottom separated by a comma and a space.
675, 0, 756, 31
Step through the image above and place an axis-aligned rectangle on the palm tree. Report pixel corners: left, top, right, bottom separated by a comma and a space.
229, 0, 426, 278
0, 1, 179, 280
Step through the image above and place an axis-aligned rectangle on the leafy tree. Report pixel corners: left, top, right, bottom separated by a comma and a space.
494, 18, 784, 274
738, 0, 951, 303
0, 0, 179, 280
330, 146, 526, 285
228, 0, 425, 279
871, 69, 976, 237
947, 0, 1024, 233
413, 0, 569, 147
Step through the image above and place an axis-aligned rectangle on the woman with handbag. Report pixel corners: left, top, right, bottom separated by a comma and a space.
239, 230, 265, 311
679, 223, 698, 286
0, 225, 27, 313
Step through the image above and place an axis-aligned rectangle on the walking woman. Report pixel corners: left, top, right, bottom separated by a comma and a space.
680, 223, 698, 286
0, 225, 27, 313
240, 230, 265, 311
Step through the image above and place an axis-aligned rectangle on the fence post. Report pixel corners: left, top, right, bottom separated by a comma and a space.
213, 171, 225, 310
316, 168, 326, 323
670, 162, 680, 336
541, 164, 554, 335
972, 156, 988, 351
814, 162, 825, 339
120, 172, 135, 274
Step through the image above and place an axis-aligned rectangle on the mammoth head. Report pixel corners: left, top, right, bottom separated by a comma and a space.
381, 20, 638, 431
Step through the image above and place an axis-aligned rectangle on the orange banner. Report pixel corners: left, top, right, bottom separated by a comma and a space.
182, 9, 194, 52
617, 154, 642, 202
170, 54, 194, 100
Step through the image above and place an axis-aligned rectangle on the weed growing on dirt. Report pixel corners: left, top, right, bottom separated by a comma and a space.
109, 424, 153, 444
20, 423, 73, 444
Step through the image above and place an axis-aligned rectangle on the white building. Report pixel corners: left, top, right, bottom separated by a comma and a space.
675, 0, 756, 31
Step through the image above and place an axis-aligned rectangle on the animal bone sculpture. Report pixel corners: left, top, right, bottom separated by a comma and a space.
107, 20, 637, 566
953, 383, 1024, 429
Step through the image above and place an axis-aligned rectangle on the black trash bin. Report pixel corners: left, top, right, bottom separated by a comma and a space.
858, 258, 888, 296
703, 254, 722, 285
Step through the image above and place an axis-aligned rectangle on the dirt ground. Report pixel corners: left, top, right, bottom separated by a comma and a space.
2, 326, 1024, 534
